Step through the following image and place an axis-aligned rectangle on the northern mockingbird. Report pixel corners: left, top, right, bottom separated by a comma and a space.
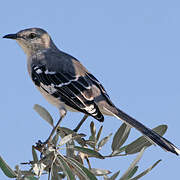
3, 28, 180, 155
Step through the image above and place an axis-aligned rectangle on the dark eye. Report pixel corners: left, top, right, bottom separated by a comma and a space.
28, 33, 37, 39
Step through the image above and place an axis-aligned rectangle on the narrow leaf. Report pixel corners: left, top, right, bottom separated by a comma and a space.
108, 170, 120, 180
90, 121, 96, 140
59, 134, 73, 146
34, 104, 54, 127
111, 146, 127, 156
66, 141, 75, 158
91, 168, 111, 176
86, 140, 96, 148
126, 166, 138, 179
57, 155, 76, 180
58, 127, 75, 136
96, 125, 103, 142
119, 147, 146, 180
69, 157, 97, 180
98, 133, 112, 150
126, 125, 167, 154
0, 156, 17, 178
130, 160, 161, 180
58, 127, 86, 146
89, 135, 95, 143
65, 158, 90, 180
32, 146, 38, 163
112, 123, 131, 151
51, 163, 61, 180
24, 177, 39, 180
74, 146, 104, 159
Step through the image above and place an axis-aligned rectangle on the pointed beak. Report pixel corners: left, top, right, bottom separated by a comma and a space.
3, 33, 18, 39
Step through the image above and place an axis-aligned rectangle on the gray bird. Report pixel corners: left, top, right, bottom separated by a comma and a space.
3, 28, 180, 155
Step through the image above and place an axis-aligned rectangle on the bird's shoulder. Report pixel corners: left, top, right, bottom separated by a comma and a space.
29, 50, 111, 98
29, 49, 89, 78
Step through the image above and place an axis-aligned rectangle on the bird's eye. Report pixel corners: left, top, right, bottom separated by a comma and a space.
28, 33, 37, 39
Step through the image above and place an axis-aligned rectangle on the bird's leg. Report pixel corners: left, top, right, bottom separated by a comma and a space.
44, 109, 67, 145
73, 114, 88, 132
34, 109, 66, 157
44, 115, 64, 144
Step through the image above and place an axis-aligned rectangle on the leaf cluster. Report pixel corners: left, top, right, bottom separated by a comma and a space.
0, 104, 167, 180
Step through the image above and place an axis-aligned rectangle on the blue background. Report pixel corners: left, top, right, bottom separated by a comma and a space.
0, 0, 180, 179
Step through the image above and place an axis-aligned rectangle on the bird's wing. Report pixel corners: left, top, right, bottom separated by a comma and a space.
31, 63, 104, 121
85, 72, 115, 107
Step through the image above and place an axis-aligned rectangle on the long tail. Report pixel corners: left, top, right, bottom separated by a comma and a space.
104, 106, 180, 155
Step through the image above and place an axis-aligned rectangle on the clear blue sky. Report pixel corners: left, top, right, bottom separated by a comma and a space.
1, 0, 180, 179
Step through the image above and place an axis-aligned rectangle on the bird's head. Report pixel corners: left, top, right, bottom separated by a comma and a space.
3, 28, 54, 56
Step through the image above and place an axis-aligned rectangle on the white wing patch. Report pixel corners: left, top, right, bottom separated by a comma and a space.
40, 83, 57, 94
56, 76, 79, 88
34, 66, 42, 74
36, 69, 42, 74
45, 69, 56, 74
84, 104, 97, 116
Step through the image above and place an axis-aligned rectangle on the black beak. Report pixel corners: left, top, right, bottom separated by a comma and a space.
3, 33, 18, 39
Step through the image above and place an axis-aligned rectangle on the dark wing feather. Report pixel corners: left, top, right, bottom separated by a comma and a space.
31, 64, 104, 121
86, 73, 115, 107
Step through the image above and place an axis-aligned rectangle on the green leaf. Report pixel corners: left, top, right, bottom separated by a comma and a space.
57, 154, 76, 180
65, 158, 90, 180
24, 177, 39, 180
74, 146, 104, 159
59, 134, 73, 146
90, 121, 96, 140
125, 125, 167, 154
32, 146, 38, 163
34, 104, 54, 127
89, 135, 95, 142
66, 140, 75, 158
111, 146, 127, 156
107, 170, 120, 180
58, 127, 76, 136
86, 140, 96, 148
58, 127, 73, 139
130, 160, 161, 180
72, 133, 86, 139
96, 125, 103, 143
112, 123, 131, 152
126, 166, 138, 179
0, 156, 17, 178
51, 163, 62, 180
91, 168, 111, 176
119, 147, 146, 180
68, 157, 98, 180
98, 133, 112, 150
58, 127, 86, 146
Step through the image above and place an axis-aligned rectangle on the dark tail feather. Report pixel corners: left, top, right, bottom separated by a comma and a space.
104, 106, 180, 155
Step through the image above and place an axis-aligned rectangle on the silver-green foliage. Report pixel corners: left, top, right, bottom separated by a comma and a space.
0, 104, 165, 180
